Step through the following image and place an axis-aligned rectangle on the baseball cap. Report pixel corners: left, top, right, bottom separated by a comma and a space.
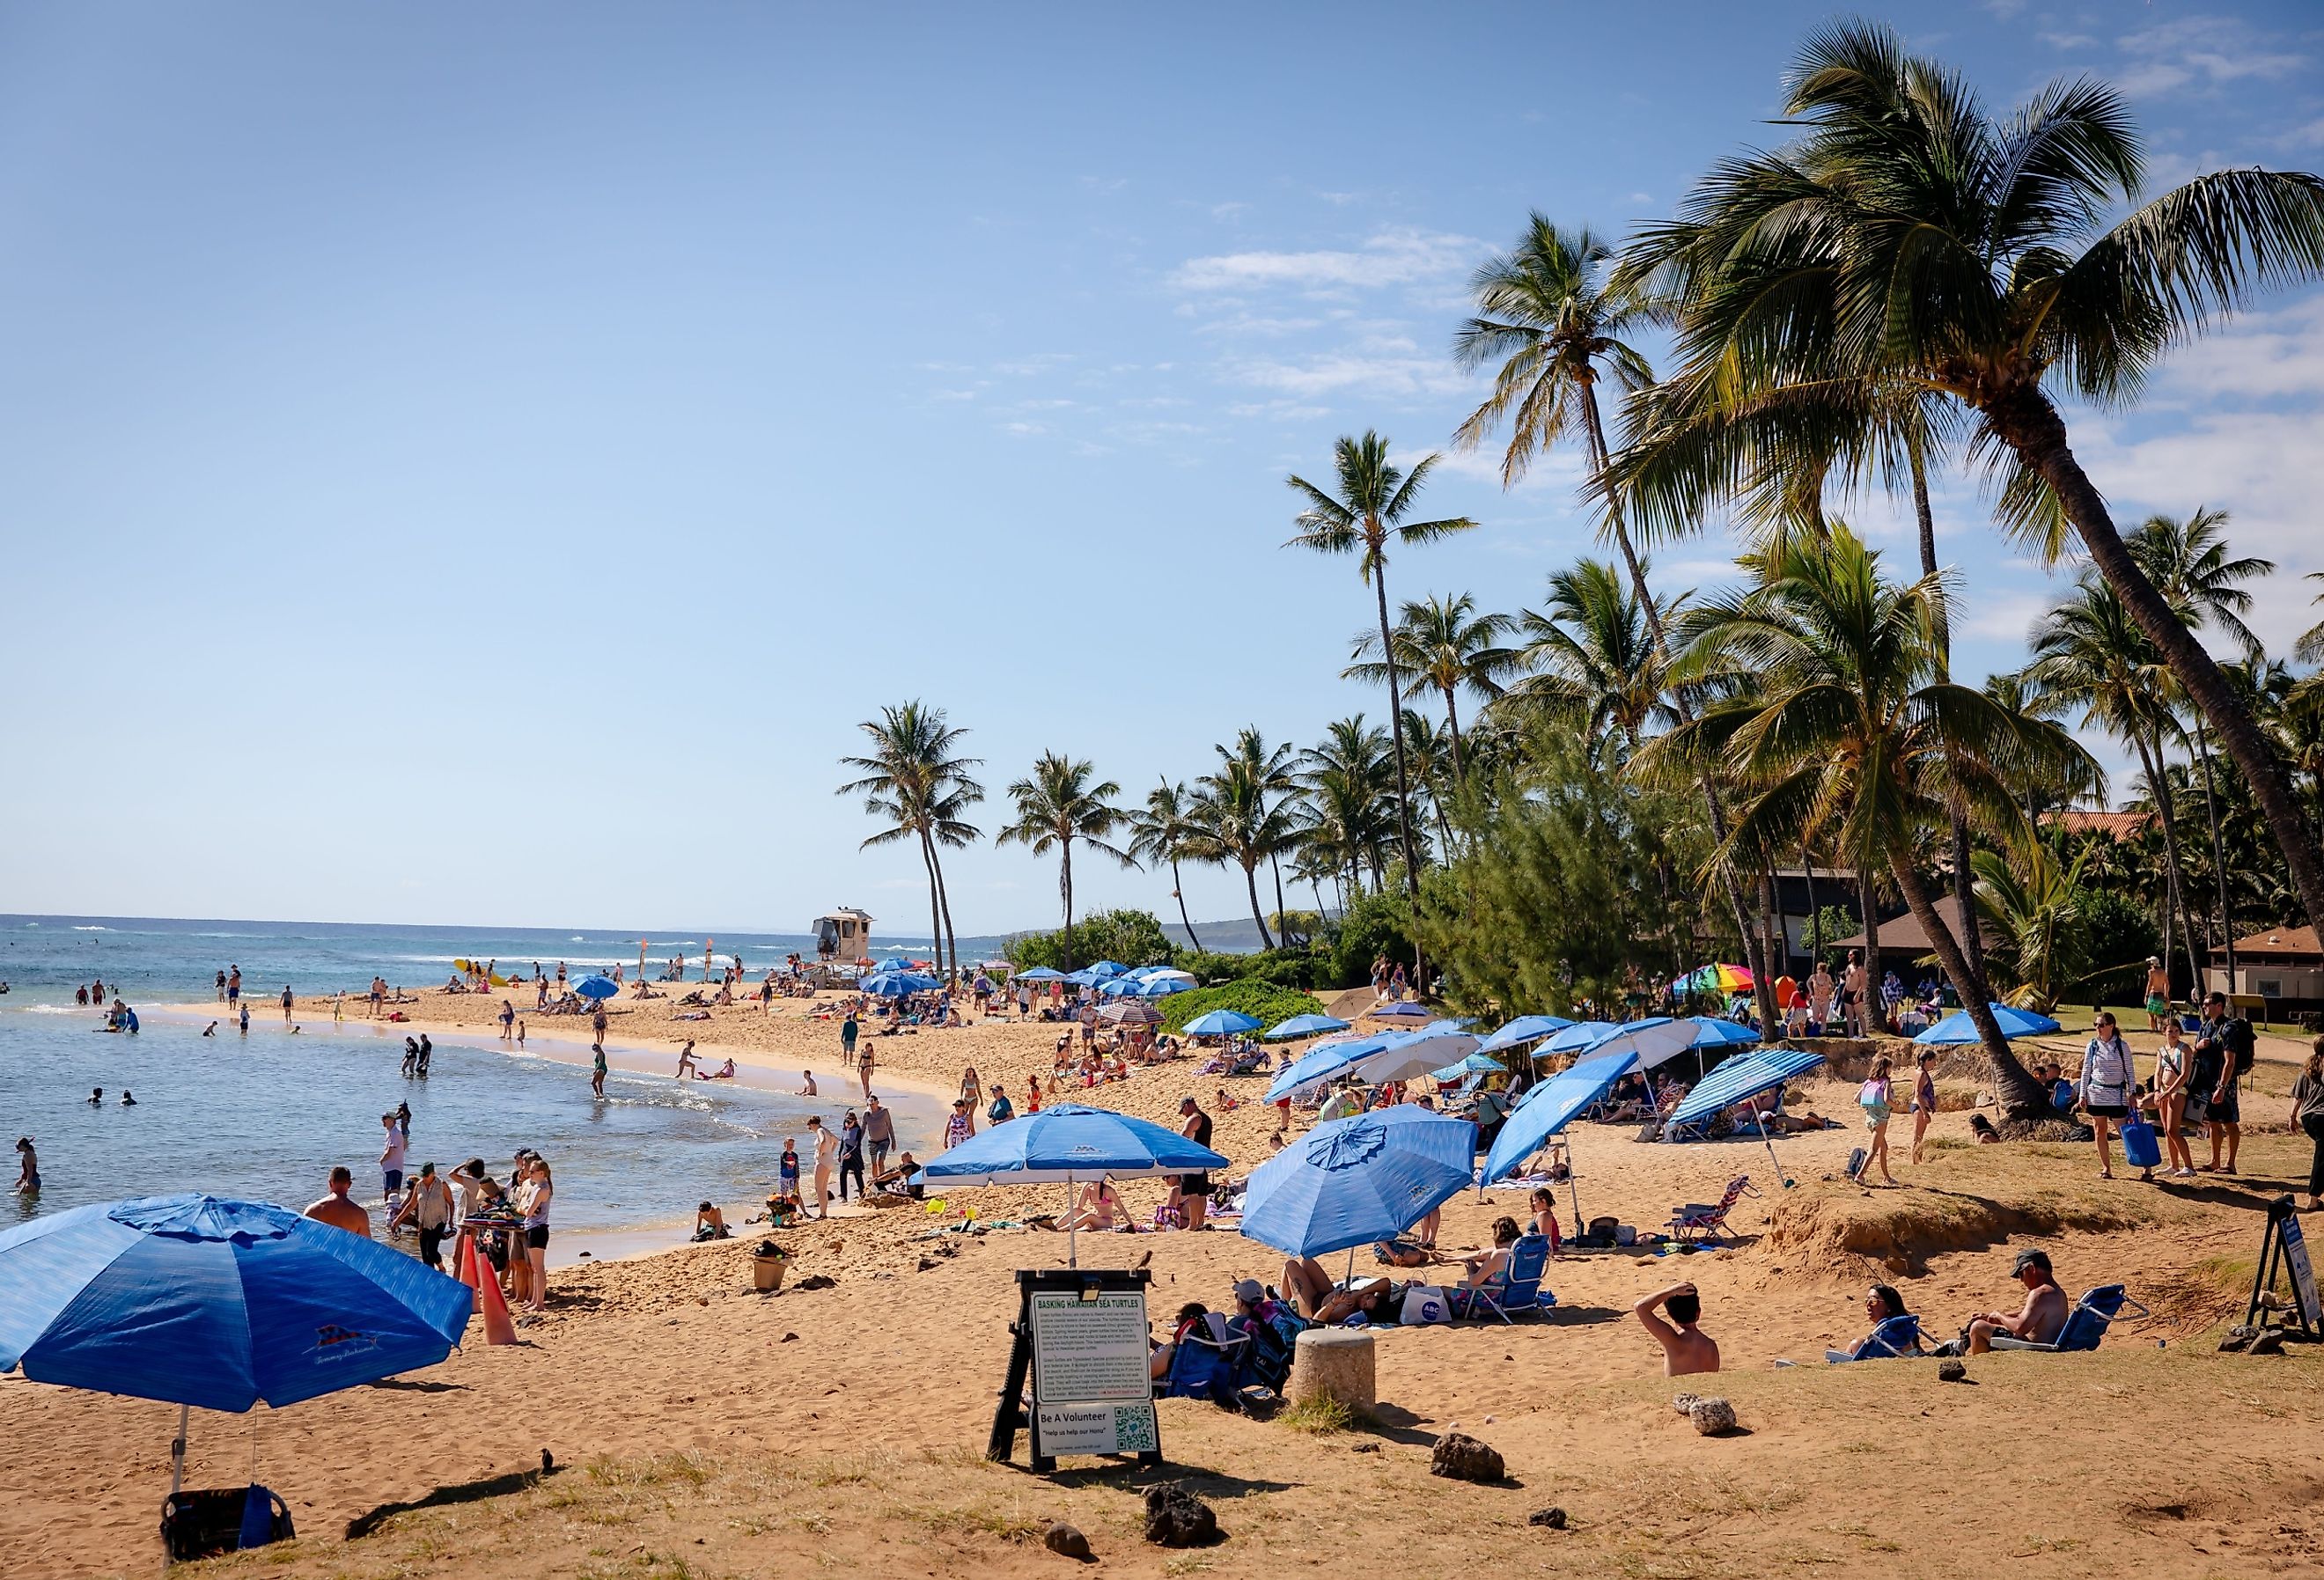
1232, 1278, 1264, 1305
2011, 1247, 2051, 1274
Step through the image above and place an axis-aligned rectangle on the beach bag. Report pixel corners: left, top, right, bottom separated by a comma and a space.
1845, 1146, 1868, 1180
2120, 1119, 2161, 1171
2228, 1018, 2256, 1077
1400, 1287, 1452, 1325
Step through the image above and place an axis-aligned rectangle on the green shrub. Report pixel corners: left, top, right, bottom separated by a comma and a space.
1327, 888, 1413, 990
1005, 910, 1180, 974
1157, 981, 1326, 1037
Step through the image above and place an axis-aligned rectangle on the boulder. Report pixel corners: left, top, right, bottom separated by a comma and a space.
1042, 1521, 1094, 1562
1687, 1397, 1738, 1436
1937, 1359, 1967, 1382
1527, 1507, 1568, 1530
1143, 1484, 1219, 1547
1430, 1431, 1506, 1484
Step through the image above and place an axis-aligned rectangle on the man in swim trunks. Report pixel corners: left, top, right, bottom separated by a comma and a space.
305, 1166, 371, 1238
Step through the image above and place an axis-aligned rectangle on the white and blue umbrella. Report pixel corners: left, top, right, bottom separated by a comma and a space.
1542, 1020, 1623, 1055
1265, 1013, 1351, 1040
1482, 1049, 1641, 1226
1183, 1009, 1262, 1038
1590, 1017, 1702, 1070
1239, 1107, 1477, 1259
1085, 961, 1129, 979
916, 1104, 1226, 1267
1367, 1000, 1433, 1023
1012, 966, 1067, 983
1687, 1018, 1764, 1049
1264, 1036, 1393, 1103
1134, 976, 1194, 998
1353, 1024, 1478, 1085
1914, 1003, 2063, 1044
1476, 1015, 1576, 1055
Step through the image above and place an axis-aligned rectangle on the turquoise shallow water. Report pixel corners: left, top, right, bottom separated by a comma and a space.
0, 915, 945, 1244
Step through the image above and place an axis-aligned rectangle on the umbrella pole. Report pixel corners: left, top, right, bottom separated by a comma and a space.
1065, 1175, 1077, 1270
1566, 1135, 1584, 1239
169, 1402, 188, 1500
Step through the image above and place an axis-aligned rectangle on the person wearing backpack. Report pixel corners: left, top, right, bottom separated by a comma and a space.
2195, 990, 2247, 1175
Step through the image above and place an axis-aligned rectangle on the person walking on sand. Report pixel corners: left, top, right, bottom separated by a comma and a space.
2195, 990, 2248, 1175
515, 1157, 552, 1317
1909, 1050, 1939, 1165
837, 1111, 865, 1202
2079, 1011, 2140, 1181
1843, 950, 1870, 1036
2290, 1035, 2324, 1212
591, 1041, 607, 1097
808, 1115, 838, 1218
2154, 1016, 2196, 1178
842, 1011, 865, 1095
862, 1095, 894, 1181
305, 1166, 371, 1238
2144, 956, 2172, 1033
676, 1040, 697, 1080
499, 1000, 516, 1040
1857, 1057, 1899, 1186
1808, 960, 1835, 1033
592, 1003, 608, 1045
1633, 1282, 1719, 1375
1177, 1096, 1214, 1231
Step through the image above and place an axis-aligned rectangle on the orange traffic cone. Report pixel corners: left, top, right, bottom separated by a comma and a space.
474, 1250, 518, 1346
457, 1231, 482, 1292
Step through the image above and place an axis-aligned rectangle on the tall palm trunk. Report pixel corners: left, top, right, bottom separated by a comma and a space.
1243, 861, 1276, 950
1371, 555, 1424, 992
917, 830, 944, 978
1909, 437, 1988, 987
1170, 858, 1203, 952
1995, 389, 2324, 944
1857, 849, 1883, 1039
931, 843, 960, 982
1891, 856, 2048, 1121
1268, 850, 1291, 949
2191, 719, 2238, 990
1800, 847, 1822, 966
1442, 684, 1467, 782
1059, 840, 1077, 974
1582, 376, 1782, 1033
2135, 729, 2206, 996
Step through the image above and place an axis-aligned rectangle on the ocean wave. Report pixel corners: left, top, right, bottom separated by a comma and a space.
71, 925, 107, 932
16, 1003, 94, 1015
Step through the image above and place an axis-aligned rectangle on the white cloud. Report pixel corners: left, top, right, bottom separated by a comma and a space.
2037, 31, 2096, 50
998, 421, 1049, 437
1957, 591, 2051, 644
1220, 350, 1470, 400
1170, 227, 1482, 294
1080, 175, 1129, 196
2147, 295, 2324, 404
2114, 15, 2306, 98
2280, 117, 2324, 152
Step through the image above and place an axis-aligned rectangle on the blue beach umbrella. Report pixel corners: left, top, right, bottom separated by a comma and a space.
1239, 1106, 1478, 1259
1483, 1049, 1641, 1231
1094, 977, 1141, 998
1182, 1009, 1262, 1038
1914, 1003, 2063, 1044
1368, 1000, 1433, 1022
862, 969, 942, 997
1135, 976, 1194, 997
1687, 1017, 1764, 1048
1085, 961, 1128, 978
0, 1194, 472, 1415
573, 975, 619, 1000
1663, 1047, 1829, 1191
1541, 1020, 1622, 1055
1588, 1017, 1700, 1069
1476, 1015, 1576, 1055
1264, 1036, 1392, 1103
1011, 966, 1066, 983
916, 1104, 1226, 1267
1430, 1051, 1505, 1080
1265, 1013, 1351, 1040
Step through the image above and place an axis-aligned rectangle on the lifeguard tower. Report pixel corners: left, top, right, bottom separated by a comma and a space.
813, 908, 874, 967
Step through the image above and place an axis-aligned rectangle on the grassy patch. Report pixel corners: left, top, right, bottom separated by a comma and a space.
1279, 1394, 1356, 1434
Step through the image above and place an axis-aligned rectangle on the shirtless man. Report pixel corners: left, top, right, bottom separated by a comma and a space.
305, 1166, 372, 1238
1965, 1248, 2070, 1353
1634, 1282, 1721, 1375
1843, 950, 1870, 1036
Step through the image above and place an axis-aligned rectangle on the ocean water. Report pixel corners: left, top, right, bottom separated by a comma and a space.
0, 915, 948, 1250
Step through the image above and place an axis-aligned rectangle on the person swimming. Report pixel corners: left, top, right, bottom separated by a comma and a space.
88, 1088, 103, 1106
120, 1091, 136, 1106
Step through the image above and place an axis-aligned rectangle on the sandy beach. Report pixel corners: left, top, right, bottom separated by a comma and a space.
6, 983, 2321, 1580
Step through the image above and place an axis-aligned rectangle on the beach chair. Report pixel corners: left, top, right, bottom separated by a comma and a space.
1158, 1314, 1247, 1405
1667, 1176, 1757, 1244
1989, 1285, 2148, 1353
1233, 1306, 1311, 1392
1463, 1233, 1555, 1323
160, 1485, 294, 1562
1824, 1313, 1923, 1363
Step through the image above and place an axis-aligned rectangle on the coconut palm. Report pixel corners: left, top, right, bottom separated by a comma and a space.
835, 701, 983, 981
1216, 728, 1304, 947
1300, 716, 1395, 894
1191, 755, 1298, 950
1638, 524, 2092, 1121
1286, 432, 1478, 915
1398, 708, 1458, 857
2131, 509, 2273, 988
1344, 593, 1519, 780
1614, 18, 2324, 934
1972, 841, 2092, 1010
1127, 778, 1211, 952
2026, 577, 2206, 993
1503, 558, 1671, 753
996, 753, 1135, 974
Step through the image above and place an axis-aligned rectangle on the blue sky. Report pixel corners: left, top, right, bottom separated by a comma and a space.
4, 2, 2320, 937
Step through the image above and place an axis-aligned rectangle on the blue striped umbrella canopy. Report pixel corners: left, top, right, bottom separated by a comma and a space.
1914, 1003, 2063, 1044
1085, 961, 1129, 978
1238, 1107, 1477, 1258
1476, 1015, 1576, 1055
1264, 1036, 1392, 1103
1134, 977, 1194, 997
0, 1195, 472, 1412
917, 1104, 1224, 1186
862, 970, 942, 997
1666, 1048, 1828, 1132
1430, 1051, 1506, 1080
1483, 1050, 1638, 1182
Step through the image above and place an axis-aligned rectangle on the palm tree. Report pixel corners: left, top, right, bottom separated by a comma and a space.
2131, 509, 2273, 988
1397, 708, 1457, 858
1286, 432, 1478, 924
2026, 578, 2206, 993
1971, 841, 2092, 1010
1503, 558, 1671, 753
1614, 18, 2324, 935
1344, 593, 1519, 780
835, 702, 983, 981
1638, 524, 2092, 1121
1217, 728, 1303, 948
1127, 778, 1210, 952
1192, 755, 1298, 950
1300, 715, 1394, 895
996, 753, 1135, 974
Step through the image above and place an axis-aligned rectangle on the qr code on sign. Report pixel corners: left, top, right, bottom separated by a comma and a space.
1113, 1405, 1157, 1451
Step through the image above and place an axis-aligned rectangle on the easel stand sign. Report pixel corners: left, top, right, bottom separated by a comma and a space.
986, 1268, 1163, 1473
2247, 1194, 2321, 1339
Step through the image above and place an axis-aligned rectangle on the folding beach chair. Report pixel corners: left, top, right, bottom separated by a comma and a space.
1462, 1233, 1555, 1323
1989, 1285, 2148, 1352
1824, 1313, 1923, 1363
1667, 1176, 1758, 1244
1158, 1313, 1247, 1406
1233, 1305, 1312, 1392
160, 1485, 294, 1562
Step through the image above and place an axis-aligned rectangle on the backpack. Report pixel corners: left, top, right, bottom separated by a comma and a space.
2227, 1017, 2256, 1077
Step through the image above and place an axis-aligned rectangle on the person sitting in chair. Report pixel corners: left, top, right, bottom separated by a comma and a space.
1828, 1284, 1923, 1361
1961, 1248, 2068, 1353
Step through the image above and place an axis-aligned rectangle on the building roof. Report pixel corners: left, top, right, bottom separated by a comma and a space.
2212, 925, 2321, 961
2041, 810, 2155, 841
1828, 893, 1997, 956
